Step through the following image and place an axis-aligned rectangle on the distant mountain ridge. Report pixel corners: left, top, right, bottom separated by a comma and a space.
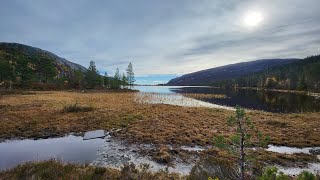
0, 42, 86, 74
167, 58, 300, 86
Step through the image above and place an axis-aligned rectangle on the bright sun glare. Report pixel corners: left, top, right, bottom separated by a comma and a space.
243, 11, 263, 27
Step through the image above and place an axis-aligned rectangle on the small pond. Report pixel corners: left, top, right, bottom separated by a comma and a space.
0, 135, 104, 170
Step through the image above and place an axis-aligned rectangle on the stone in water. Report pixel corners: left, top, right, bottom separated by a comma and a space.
83, 130, 105, 140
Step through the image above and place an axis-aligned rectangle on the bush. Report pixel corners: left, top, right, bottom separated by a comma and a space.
259, 166, 289, 180
297, 171, 316, 180
189, 156, 239, 180
63, 102, 94, 113
153, 146, 172, 164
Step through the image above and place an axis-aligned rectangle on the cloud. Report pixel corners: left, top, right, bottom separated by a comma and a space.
0, 0, 319, 78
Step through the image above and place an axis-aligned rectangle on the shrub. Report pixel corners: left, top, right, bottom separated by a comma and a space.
297, 171, 316, 180
189, 156, 239, 180
153, 146, 172, 164
62, 102, 94, 113
258, 166, 290, 180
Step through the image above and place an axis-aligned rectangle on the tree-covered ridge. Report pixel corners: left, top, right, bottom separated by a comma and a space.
0, 47, 58, 85
167, 58, 300, 86
213, 55, 320, 92
0, 43, 85, 84
0, 43, 135, 90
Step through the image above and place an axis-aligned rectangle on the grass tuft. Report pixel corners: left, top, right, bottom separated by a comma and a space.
62, 102, 94, 113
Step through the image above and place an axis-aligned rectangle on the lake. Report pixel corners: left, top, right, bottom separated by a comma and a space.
133, 86, 320, 113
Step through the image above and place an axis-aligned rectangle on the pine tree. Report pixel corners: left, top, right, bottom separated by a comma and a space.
111, 68, 121, 89
126, 62, 135, 88
85, 60, 100, 89
122, 73, 128, 88
72, 70, 84, 89
0, 60, 13, 82
0, 60, 14, 89
213, 106, 270, 179
32, 57, 57, 83
104, 72, 109, 88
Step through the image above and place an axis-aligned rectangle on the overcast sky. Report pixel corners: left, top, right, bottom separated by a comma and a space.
1, 0, 320, 84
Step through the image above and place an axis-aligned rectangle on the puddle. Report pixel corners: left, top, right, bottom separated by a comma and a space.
180, 146, 206, 152
4, 135, 318, 176
266, 145, 320, 175
135, 92, 233, 110
266, 145, 318, 154
0, 135, 104, 170
277, 163, 320, 176
0, 133, 195, 175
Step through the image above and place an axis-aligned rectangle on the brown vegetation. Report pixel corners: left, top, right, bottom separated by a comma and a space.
0, 160, 182, 180
0, 91, 319, 148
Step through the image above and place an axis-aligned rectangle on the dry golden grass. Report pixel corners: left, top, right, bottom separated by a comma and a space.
0, 91, 143, 139
0, 91, 319, 148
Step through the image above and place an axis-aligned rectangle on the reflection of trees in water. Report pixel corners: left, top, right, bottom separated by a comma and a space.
254, 90, 319, 113
263, 93, 277, 105
174, 87, 320, 113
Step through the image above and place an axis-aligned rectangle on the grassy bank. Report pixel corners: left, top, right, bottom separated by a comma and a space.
0, 160, 181, 180
0, 91, 319, 147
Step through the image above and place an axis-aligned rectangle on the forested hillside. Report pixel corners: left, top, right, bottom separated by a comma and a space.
167, 59, 299, 86
212, 55, 320, 92
0, 43, 134, 90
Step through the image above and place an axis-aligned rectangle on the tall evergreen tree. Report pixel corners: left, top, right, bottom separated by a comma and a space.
122, 73, 128, 87
71, 70, 84, 89
111, 68, 121, 89
0, 60, 13, 82
85, 60, 100, 89
126, 62, 135, 88
32, 57, 57, 83
104, 72, 109, 88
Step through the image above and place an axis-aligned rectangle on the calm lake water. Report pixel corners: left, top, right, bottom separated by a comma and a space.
133, 86, 320, 113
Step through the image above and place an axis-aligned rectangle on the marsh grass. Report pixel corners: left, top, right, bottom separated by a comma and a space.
0, 160, 182, 180
0, 91, 319, 147
62, 102, 94, 113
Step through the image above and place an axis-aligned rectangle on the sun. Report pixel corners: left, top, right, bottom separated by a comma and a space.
243, 11, 263, 27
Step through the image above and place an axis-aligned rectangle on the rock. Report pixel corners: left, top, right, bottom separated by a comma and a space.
83, 130, 105, 140
309, 148, 320, 155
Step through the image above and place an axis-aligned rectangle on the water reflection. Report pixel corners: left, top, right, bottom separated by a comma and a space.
0, 135, 104, 170
172, 87, 320, 113
133, 86, 320, 113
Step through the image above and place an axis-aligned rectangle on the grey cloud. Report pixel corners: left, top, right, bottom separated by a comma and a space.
0, 0, 319, 76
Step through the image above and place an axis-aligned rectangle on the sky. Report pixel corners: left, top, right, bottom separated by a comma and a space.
1, 0, 320, 84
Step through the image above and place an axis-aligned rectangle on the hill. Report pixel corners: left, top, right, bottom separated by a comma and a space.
0, 42, 86, 75
167, 56, 320, 91
167, 59, 300, 86
0, 42, 87, 89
